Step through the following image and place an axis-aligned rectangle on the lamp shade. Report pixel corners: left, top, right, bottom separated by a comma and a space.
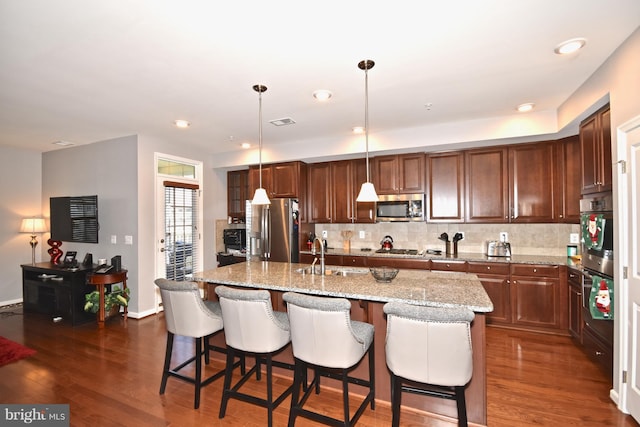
251, 188, 271, 205
20, 218, 47, 234
356, 182, 379, 202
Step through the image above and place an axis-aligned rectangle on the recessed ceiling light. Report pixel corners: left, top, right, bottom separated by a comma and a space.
241, 142, 251, 149
313, 90, 332, 101
52, 140, 74, 146
554, 38, 586, 55
517, 103, 535, 113
174, 119, 191, 128
352, 126, 365, 134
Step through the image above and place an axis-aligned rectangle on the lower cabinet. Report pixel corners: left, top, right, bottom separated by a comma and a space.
468, 262, 511, 324
568, 269, 583, 341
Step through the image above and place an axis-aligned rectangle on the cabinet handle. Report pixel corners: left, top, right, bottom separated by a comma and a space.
595, 351, 603, 356
486, 266, 491, 270
533, 268, 537, 273
577, 292, 582, 296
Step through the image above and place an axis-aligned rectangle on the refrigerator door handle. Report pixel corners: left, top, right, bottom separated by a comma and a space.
262, 206, 270, 259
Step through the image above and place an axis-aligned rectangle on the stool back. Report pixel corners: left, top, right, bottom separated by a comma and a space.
283, 292, 372, 368
384, 302, 474, 386
215, 286, 290, 353
154, 278, 223, 338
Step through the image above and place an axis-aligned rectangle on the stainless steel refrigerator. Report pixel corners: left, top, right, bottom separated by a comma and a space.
246, 198, 300, 263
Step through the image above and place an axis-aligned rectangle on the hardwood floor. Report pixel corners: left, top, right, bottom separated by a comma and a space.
0, 305, 637, 427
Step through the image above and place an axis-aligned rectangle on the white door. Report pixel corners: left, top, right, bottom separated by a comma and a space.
154, 154, 203, 310
619, 115, 640, 422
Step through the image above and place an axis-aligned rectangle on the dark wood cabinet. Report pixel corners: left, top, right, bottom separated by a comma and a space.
465, 147, 509, 223
510, 264, 565, 331
468, 262, 511, 325
426, 152, 465, 222
307, 159, 375, 224
508, 142, 555, 223
554, 136, 582, 223
580, 104, 612, 194
372, 153, 425, 195
568, 269, 583, 341
22, 262, 95, 326
249, 161, 306, 199
430, 259, 468, 272
227, 169, 249, 221
307, 162, 332, 223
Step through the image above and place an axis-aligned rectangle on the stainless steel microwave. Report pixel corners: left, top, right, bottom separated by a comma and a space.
375, 194, 424, 222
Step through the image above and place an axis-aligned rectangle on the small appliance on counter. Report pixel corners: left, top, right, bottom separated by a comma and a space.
223, 228, 246, 254
380, 235, 394, 250
486, 240, 512, 257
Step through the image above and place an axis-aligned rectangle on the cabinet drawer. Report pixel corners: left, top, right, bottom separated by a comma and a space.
342, 256, 367, 267
467, 262, 510, 276
367, 257, 430, 270
430, 260, 468, 272
510, 263, 559, 278
582, 326, 613, 378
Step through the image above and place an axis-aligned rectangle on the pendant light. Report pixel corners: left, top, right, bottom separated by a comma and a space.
251, 84, 271, 205
356, 59, 379, 202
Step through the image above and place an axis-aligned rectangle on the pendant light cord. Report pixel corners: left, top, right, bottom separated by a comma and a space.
258, 89, 263, 189
364, 65, 370, 183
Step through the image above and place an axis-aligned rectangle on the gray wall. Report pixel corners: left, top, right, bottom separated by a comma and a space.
42, 135, 139, 311
0, 146, 43, 304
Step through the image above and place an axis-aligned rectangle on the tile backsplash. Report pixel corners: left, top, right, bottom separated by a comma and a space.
313, 222, 581, 257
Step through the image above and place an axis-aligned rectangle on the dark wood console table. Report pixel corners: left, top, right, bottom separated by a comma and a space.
21, 262, 95, 326
86, 270, 128, 328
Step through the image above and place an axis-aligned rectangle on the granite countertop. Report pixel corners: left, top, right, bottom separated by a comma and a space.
304, 248, 578, 267
193, 261, 494, 313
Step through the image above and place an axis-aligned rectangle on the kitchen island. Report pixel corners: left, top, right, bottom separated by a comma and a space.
193, 261, 493, 425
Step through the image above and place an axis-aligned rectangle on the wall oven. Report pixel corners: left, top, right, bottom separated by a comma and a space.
579, 193, 614, 354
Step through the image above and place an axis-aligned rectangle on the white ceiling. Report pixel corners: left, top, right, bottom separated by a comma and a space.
1, 1, 639, 166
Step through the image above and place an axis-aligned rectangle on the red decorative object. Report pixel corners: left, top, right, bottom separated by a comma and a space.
47, 239, 63, 264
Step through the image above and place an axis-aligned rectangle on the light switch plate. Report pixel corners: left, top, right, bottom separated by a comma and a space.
321, 230, 328, 239
570, 233, 579, 244
110, 235, 117, 244
359, 230, 365, 239
125, 235, 133, 245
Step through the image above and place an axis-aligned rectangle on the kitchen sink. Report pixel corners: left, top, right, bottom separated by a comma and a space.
295, 266, 369, 276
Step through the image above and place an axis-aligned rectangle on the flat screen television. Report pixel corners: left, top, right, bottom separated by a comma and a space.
50, 195, 99, 243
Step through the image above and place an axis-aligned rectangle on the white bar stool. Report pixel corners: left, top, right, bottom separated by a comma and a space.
383, 301, 475, 427
283, 291, 375, 427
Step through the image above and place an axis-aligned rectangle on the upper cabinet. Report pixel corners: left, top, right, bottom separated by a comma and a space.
248, 161, 306, 199
555, 135, 581, 223
465, 147, 509, 223
307, 159, 375, 224
580, 104, 612, 194
227, 169, 249, 221
372, 153, 425, 194
426, 152, 465, 223
508, 142, 556, 223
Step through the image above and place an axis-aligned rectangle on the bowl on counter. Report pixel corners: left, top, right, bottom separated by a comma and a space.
369, 267, 399, 283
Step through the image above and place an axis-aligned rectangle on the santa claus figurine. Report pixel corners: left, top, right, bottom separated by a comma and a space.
595, 279, 611, 317
588, 214, 601, 244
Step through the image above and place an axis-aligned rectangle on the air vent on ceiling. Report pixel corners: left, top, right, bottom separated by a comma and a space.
269, 117, 296, 126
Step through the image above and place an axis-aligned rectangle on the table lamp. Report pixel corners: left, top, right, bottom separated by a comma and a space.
20, 218, 47, 265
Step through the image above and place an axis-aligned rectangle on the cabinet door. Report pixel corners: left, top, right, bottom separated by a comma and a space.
272, 163, 299, 197
468, 262, 511, 324
227, 170, 248, 220
372, 155, 399, 194
352, 159, 376, 223
554, 136, 581, 223
465, 147, 509, 223
426, 152, 464, 222
580, 114, 598, 194
307, 162, 332, 223
511, 275, 560, 329
598, 107, 612, 192
580, 105, 612, 195
398, 153, 425, 193
568, 270, 583, 340
330, 160, 353, 223
509, 142, 555, 223
248, 165, 272, 197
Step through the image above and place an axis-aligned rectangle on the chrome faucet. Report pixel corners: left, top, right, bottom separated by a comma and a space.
311, 237, 326, 275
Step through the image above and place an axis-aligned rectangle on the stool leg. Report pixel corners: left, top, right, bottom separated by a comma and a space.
368, 343, 375, 409
455, 386, 468, 427
341, 368, 350, 425
266, 354, 274, 427
391, 373, 402, 427
159, 332, 174, 395
288, 358, 304, 427
194, 337, 202, 409
219, 347, 236, 419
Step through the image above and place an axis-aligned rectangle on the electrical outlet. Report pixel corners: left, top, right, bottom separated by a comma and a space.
322, 230, 328, 239
110, 235, 117, 244
570, 233, 579, 244
359, 230, 365, 239
499, 232, 508, 242
125, 235, 133, 245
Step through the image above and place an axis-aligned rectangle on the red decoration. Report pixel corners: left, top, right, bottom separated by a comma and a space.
47, 239, 63, 264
